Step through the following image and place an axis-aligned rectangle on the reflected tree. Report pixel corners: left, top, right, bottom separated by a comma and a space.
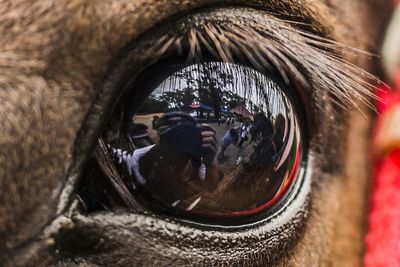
158, 88, 198, 112
174, 63, 235, 118
150, 62, 284, 119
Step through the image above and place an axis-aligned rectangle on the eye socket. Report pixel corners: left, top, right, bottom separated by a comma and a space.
77, 60, 304, 225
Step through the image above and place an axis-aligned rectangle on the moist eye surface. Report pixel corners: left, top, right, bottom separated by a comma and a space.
78, 61, 304, 225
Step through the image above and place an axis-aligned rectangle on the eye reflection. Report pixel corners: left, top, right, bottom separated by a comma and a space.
80, 62, 303, 223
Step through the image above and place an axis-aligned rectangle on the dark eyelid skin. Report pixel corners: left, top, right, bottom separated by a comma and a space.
1, 0, 392, 266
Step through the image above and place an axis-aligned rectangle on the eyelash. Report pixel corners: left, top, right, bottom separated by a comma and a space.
142, 9, 379, 113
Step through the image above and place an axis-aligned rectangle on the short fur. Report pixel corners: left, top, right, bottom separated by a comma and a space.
0, 0, 393, 266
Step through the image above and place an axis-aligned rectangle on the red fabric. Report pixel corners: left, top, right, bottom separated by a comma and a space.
365, 150, 400, 267
365, 72, 400, 267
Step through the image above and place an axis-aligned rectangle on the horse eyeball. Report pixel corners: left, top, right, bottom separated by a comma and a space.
81, 62, 305, 225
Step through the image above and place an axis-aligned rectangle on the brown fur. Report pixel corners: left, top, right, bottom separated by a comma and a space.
0, 0, 392, 266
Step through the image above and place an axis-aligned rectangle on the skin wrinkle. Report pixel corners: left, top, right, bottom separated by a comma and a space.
54, 208, 308, 266
0, 0, 392, 266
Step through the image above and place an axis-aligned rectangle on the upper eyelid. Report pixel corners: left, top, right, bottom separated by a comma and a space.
45, 2, 321, 87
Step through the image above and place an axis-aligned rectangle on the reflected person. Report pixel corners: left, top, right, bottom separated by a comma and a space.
131, 112, 219, 204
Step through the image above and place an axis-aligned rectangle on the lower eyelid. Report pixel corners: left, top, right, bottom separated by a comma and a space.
58, 180, 311, 265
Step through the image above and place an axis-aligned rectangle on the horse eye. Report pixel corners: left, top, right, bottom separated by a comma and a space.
78, 61, 304, 225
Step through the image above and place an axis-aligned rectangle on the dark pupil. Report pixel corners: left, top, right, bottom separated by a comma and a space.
80, 62, 302, 224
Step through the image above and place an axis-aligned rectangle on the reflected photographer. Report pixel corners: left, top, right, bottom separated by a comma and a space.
126, 112, 219, 205
155, 112, 217, 165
